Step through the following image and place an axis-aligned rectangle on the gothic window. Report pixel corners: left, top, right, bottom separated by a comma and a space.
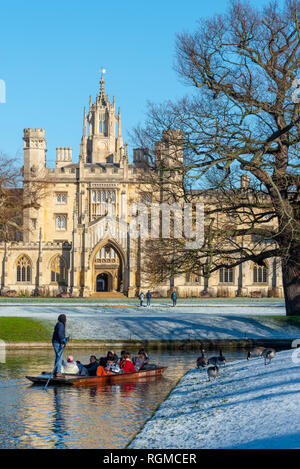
51, 256, 67, 284
56, 193, 67, 204
90, 189, 117, 220
253, 263, 268, 283
56, 215, 67, 231
16, 255, 32, 283
219, 267, 234, 283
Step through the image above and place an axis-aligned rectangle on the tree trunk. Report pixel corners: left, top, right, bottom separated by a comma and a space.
281, 254, 300, 316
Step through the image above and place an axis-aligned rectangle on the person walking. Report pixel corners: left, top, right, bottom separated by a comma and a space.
139, 291, 144, 307
52, 314, 69, 377
146, 290, 152, 307
171, 290, 177, 307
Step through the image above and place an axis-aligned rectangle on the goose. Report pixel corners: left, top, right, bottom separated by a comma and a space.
217, 349, 226, 366
196, 349, 207, 368
207, 365, 219, 381
262, 348, 276, 365
252, 347, 265, 357
207, 354, 219, 365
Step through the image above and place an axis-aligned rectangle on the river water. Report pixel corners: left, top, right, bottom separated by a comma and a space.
0, 348, 247, 449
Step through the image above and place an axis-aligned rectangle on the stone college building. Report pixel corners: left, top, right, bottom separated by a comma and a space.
0, 75, 284, 298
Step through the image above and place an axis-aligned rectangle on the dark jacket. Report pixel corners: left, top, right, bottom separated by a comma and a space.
146, 291, 152, 298
84, 361, 99, 376
52, 321, 66, 345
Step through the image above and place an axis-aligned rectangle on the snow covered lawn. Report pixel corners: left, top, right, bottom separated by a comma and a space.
129, 349, 300, 449
0, 303, 298, 340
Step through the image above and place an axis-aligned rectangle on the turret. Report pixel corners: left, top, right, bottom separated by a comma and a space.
23, 128, 47, 179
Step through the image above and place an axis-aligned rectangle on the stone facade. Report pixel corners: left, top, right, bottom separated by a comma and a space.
0, 74, 284, 298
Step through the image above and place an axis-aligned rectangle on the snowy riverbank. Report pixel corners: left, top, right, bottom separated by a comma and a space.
129, 348, 300, 449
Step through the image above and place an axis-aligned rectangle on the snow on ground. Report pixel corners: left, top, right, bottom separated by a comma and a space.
0, 303, 298, 340
129, 349, 300, 449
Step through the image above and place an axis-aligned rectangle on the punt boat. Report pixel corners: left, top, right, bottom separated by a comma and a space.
26, 366, 167, 386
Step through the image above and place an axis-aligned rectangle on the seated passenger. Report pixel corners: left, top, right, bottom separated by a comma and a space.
61, 355, 80, 374
76, 361, 89, 376
107, 350, 119, 363
138, 349, 149, 364
84, 355, 99, 376
105, 359, 121, 374
96, 365, 112, 376
118, 350, 127, 364
132, 354, 145, 371
119, 353, 136, 373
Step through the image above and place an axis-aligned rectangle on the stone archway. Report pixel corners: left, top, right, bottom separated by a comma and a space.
91, 240, 125, 293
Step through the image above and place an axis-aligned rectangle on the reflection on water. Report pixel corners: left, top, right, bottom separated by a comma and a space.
0, 348, 247, 449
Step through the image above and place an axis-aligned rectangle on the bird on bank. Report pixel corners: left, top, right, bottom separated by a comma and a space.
217, 350, 226, 366
207, 353, 219, 365
196, 350, 207, 368
262, 348, 276, 365
247, 347, 266, 359
207, 365, 219, 381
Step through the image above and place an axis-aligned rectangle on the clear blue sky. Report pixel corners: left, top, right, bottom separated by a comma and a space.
0, 0, 280, 167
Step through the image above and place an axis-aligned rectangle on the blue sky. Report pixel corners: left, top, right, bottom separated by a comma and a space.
0, 0, 280, 167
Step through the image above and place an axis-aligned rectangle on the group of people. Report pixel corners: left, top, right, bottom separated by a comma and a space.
61, 349, 150, 377
139, 290, 177, 307
51, 314, 150, 377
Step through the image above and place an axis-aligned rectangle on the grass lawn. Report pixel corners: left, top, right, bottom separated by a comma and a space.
265, 316, 300, 327
0, 317, 52, 342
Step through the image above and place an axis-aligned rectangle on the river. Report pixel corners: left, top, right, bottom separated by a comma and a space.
0, 348, 248, 449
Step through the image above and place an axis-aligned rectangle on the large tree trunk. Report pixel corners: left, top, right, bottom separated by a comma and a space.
281, 253, 300, 316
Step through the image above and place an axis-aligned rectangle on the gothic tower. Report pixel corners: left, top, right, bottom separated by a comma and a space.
80, 73, 123, 165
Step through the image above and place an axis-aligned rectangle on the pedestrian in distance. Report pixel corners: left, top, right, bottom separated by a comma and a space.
171, 290, 177, 307
146, 290, 152, 307
139, 291, 145, 307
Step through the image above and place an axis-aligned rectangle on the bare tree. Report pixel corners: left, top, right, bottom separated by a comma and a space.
135, 0, 300, 315
0, 153, 42, 241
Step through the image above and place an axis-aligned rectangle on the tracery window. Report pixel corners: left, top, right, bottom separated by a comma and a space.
90, 190, 116, 220
219, 267, 234, 283
16, 255, 32, 283
253, 263, 268, 283
50, 255, 67, 284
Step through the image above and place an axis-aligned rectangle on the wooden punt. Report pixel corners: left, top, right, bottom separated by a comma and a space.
26, 366, 167, 387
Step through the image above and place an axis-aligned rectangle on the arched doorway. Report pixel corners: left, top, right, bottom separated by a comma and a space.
93, 242, 123, 293
96, 273, 110, 292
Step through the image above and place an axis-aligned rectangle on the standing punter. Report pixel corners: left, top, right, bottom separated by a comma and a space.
52, 314, 69, 377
